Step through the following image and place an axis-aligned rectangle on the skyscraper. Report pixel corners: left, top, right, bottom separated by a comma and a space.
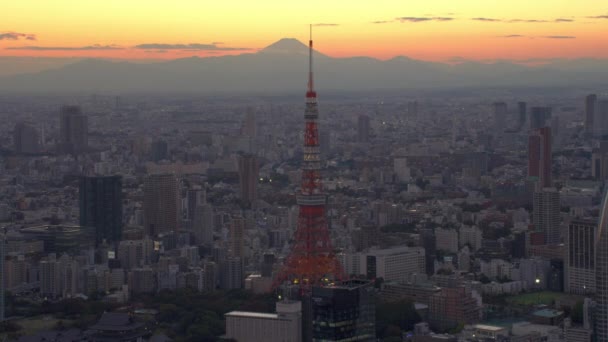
238, 154, 259, 208
273, 30, 344, 289
229, 216, 245, 258
79, 175, 123, 246
528, 127, 552, 188
518, 101, 527, 131
566, 220, 596, 295
493, 102, 507, 134
599, 100, 608, 138
311, 280, 376, 341
596, 189, 608, 340
533, 188, 560, 244
357, 114, 370, 143
530, 106, 551, 130
58, 105, 88, 154
143, 174, 180, 236
585, 94, 597, 136
13, 122, 41, 154
193, 204, 214, 246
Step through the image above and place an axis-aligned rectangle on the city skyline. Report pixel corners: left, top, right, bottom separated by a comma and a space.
1, 0, 607, 62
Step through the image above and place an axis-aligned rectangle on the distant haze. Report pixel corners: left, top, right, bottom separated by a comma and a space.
1, 38, 607, 93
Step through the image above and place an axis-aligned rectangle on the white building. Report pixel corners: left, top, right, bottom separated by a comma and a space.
459, 225, 482, 251
225, 300, 302, 342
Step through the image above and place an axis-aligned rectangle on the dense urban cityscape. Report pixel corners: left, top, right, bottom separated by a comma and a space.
3, 2, 608, 341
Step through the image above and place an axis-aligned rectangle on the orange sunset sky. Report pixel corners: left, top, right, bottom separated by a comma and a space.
1, 0, 607, 61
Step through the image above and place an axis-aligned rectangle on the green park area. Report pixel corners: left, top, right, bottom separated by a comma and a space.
506, 291, 578, 306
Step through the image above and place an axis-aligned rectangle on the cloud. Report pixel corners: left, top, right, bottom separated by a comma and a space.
313, 23, 339, 27
554, 18, 574, 22
472, 17, 501, 22
0, 32, 36, 41
133, 43, 250, 51
500, 34, 526, 38
371, 20, 392, 24
508, 19, 549, 23
6, 44, 122, 50
542, 35, 576, 39
396, 16, 453, 22
587, 15, 608, 19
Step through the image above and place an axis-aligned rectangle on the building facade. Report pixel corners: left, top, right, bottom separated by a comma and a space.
79, 175, 123, 246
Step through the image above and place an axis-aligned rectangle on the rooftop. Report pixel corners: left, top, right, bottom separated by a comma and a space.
225, 311, 279, 319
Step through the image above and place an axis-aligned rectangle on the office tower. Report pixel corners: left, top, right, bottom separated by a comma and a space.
221, 257, 243, 290
585, 94, 597, 136
428, 286, 481, 332
79, 175, 123, 246
149, 139, 168, 162
528, 127, 552, 188
58, 105, 88, 154
357, 114, 370, 143
186, 187, 205, 221
518, 101, 527, 130
364, 246, 425, 282
193, 204, 214, 246
238, 154, 259, 208
530, 106, 551, 130
273, 33, 345, 289
229, 217, 245, 258
143, 174, 180, 236
566, 220, 596, 294
13, 122, 40, 154
311, 280, 375, 341
596, 189, 608, 340
600, 100, 608, 138
129, 267, 156, 294
593, 141, 608, 180
492, 102, 507, 133
533, 188, 560, 244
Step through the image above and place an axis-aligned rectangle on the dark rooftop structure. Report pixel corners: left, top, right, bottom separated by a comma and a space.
88, 312, 147, 341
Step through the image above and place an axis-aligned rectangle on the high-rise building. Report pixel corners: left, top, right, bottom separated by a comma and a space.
79, 176, 123, 246
566, 220, 596, 295
528, 127, 552, 188
585, 94, 597, 136
533, 188, 561, 244
593, 141, 608, 180
193, 204, 214, 246
311, 280, 375, 342
143, 174, 180, 236
149, 139, 168, 162
13, 122, 41, 154
428, 286, 481, 332
492, 102, 507, 134
357, 114, 370, 143
229, 217, 245, 258
599, 100, 608, 138
596, 189, 608, 340
518, 101, 527, 131
238, 154, 259, 208
530, 106, 551, 130
220, 257, 243, 290
58, 105, 88, 154
273, 30, 344, 290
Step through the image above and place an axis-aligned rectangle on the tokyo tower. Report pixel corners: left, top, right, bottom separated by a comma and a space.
273, 28, 345, 290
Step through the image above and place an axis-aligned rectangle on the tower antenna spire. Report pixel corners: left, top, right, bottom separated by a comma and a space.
307, 24, 315, 97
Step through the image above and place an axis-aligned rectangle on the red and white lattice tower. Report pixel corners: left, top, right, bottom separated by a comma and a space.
273, 28, 345, 291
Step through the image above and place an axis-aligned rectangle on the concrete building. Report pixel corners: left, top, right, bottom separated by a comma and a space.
566, 220, 596, 295
428, 286, 481, 332
533, 188, 560, 244
225, 300, 302, 342
586, 94, 597, 136
143, 174, 180, 236
228, 216, 245, 258
528, 127, 552, 188
193, 204, 214, 246
364, 246, 425, 283
459, 225, 482, 251
435, 228, 459, 253
357, 114, 370, 143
